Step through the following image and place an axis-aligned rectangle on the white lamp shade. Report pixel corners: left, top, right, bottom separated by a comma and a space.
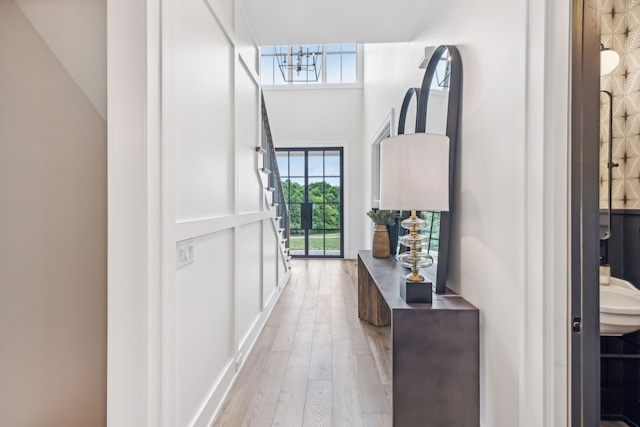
601, 49, 620, 75
379, 133, 450, 211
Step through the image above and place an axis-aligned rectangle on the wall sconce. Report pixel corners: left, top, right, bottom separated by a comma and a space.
601, 45, 620, 76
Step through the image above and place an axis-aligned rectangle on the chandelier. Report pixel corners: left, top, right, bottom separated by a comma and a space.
274, 45, 322, 83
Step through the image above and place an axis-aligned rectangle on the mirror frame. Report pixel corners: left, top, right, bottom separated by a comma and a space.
398, 87, 421, 135
417, 45, 462, 294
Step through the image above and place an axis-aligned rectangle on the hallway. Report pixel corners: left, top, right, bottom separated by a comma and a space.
213, 260, 392, 426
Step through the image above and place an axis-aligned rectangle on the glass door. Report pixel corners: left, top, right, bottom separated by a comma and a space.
276, 148, 344, 258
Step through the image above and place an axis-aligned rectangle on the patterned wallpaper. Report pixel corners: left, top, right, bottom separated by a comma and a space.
601, 0, 640, 209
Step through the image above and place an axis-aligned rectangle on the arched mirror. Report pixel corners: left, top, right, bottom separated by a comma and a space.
416, 45, 462, 294
385, 46, 461, 294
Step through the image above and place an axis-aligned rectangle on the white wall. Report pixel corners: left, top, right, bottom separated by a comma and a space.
361, 1, 570, 425
108, 0, 291, 425
14, 0, 107, 120
0, 0, 107, 425
263, 88, 365, 258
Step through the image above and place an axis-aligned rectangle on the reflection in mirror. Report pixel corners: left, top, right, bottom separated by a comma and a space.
599, 90, 613, 240
424, 47, 450, 135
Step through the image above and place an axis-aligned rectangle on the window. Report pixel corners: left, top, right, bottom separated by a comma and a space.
261, 44, 359, 86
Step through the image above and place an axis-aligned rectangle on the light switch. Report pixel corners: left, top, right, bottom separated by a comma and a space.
177, 239, 195, 268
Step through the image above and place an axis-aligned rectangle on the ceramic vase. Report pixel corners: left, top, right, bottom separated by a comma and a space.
372, 224, 390, 258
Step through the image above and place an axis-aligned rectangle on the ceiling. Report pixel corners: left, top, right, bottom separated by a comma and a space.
239, 0, 449, 46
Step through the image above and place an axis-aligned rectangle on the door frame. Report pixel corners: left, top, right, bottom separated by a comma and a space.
275, 144, 347, 259
570, 0, 601, 424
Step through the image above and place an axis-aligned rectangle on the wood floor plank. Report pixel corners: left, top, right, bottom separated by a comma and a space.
245, 417, 273, 427
366, 326, 392, 386
331, 308, 349, 340
315, 294, 331, 324
213, 326, 279, 427
243, 350, 290, 420
332, 338, 365, 427
272, 320, 314, 426
302, 379, 333, 427
346, 320, 373, 355
272, 322, 298, 352
354, 354, 392, 414
363, 412, 393, 427
308, 322, 332, 380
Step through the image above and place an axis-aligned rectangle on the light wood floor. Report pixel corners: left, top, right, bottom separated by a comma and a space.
213, 259, 392, 427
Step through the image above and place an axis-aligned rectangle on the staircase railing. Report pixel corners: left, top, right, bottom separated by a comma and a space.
261, 95, 290, 254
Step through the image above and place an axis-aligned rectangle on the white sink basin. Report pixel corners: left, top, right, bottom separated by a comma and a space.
600, 277, 640, 335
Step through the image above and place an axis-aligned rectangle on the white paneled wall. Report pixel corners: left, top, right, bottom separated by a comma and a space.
108, 0, 291, 425
173, 0, 234, 222
167, 1, 290, 424
236, 222, 264, 349
236, 60, 262, 214
175, 230, 235, 427
263, 219, 279, 308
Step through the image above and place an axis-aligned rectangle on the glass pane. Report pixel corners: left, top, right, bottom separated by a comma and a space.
283, 179, 290, 201
341, 53, 357, 83
324, 203, 340, 230
325, 233, 341, 256
308, 178, 324, 203
276, 153, 288, 175
289, 229, 305, 255
289, 203, 301, 229
341, 43, 357, 53
312, 204, 325, 229
261, 55, 274, 85
325, 151, 340, 176
326, 44, 342, 53
308, 151, 323, 177
289, 152, 304, 176
308, 231, 324, 255
273, 47, 288, 85
289, 177, 305, 203
326, 54, 341, 84
310, 52, 323, 84
324, 178, 340, 202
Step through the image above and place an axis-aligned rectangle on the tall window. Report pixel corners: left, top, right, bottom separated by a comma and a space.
261, 44, 358, 86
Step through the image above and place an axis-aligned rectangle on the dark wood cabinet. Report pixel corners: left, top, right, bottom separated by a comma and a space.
357, 250, 480, 427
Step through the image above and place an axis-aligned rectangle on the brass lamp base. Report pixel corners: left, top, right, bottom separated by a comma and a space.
400, 277, 433, 303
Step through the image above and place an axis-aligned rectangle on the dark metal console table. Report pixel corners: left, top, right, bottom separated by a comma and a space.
357, 250, 479, 426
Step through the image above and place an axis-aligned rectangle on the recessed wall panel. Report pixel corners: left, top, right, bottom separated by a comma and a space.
236, 65, 261, 214
175, 230, 234, 426
263, 220, 278, 305
237, 222, 263, 348
173, 0, 233, 222
234, 8, 258, 74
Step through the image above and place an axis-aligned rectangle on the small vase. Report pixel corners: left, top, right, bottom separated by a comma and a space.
372, 224, 390, 258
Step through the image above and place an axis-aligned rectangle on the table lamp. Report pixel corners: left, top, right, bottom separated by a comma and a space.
379, 133, 450, 303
